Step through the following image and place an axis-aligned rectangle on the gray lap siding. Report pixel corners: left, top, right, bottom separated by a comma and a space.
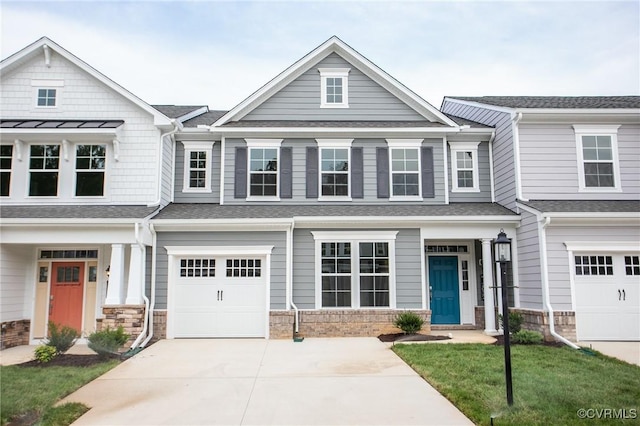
516, 210, 543, 309
154, 231, 287, 309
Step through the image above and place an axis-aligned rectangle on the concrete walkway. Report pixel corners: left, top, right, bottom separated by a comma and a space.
60, 338, 473, 425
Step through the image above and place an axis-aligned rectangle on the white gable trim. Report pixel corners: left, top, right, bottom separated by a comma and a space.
212, 36, 458, 128
1, 37, 172, 127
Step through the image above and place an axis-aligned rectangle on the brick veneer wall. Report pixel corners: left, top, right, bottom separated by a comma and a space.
152, 310, 167, 341
270, 310, 431, 338
0, 320, 31, 350
475, 306, 576, 342
101, 306, 145, 348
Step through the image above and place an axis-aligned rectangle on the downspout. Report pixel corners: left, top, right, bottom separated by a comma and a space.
539, 216, 579, 349
488, 131, 496, 203
129, 222, 150, 350
150, 119, 183, 207
139, 223, 158, 348
287, 220, 300, 334
511, 112, 526, 202
219, 136, 225, 205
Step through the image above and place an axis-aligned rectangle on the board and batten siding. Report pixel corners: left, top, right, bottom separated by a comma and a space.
448, 141, 492, 202
545, 225, 640, 311
0, 245, 33, 322
516, 210, 543, 309
154, 231, 287, 310
224, 138, 445, 204
519, 123, 640, 200
441, 100, 516, 208
173, 141, 221, 203
291, 228, 423, 309
0, 52, 162, 205
242, 53, 425, 121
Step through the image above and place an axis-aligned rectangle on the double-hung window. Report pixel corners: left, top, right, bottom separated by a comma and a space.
313, 231, 397, 309
574, 125, 621, 191
29, 144, 60, 196
317, 139, 352, 199
246, 139, 282, 200
449, 141, 480, 192
0, 145, 13, 197
388, 139, 422, 199
319, 68, 350, 108
182, 142, 214, 193
75, 144, 106, 196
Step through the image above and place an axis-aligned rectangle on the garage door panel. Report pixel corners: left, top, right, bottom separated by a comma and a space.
174, 312, 217, 337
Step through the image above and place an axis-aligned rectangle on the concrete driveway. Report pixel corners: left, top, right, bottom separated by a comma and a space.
63, 338, 472, 425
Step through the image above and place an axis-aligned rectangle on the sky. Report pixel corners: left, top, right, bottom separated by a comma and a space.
1, 1, 639, 111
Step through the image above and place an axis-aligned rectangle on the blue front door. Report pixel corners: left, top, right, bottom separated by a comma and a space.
429, 256, 460, 324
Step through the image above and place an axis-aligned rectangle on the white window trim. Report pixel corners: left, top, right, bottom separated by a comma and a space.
182, 141, 214, 193
32, 79, 64, 109
0, 143, 14, 198
312, 231, 397, 310
449, 141, 480, 193
72, 143, 108, 200
573, 125, 622, 193
317, 139, 353, 201
387, 139, 423, 201
319, 68, 350, 108
246, 139, 282, 201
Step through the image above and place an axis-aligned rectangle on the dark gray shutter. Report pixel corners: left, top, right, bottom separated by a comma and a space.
280, 147, 292, 199
422, 146, 435, 198
376, 147, 389, 198
351, 147, 363, 199
306, 146, 318, 198
234, 146, 247, 198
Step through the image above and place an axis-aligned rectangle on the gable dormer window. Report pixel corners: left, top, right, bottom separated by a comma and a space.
319, 68, 350, 108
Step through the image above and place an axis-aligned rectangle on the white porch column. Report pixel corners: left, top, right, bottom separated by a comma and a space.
496, 262, 504, 332
125, 244, 145, 305
481, 239, 497, 334
105, 244, 125, 305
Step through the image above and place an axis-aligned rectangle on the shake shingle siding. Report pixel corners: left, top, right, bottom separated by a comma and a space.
441, 100, 516, 208
154, 231, 287, 310
243, 53, 425, 121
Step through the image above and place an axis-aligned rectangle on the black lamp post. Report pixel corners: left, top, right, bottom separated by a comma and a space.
494, 229, 513, 406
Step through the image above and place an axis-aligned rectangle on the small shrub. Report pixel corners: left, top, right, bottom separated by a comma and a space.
34, 345, 58, 363
394, 311, 424, 334
87, 326, 129, 359
46, 322, 79, 354
512, 330, 544, 345
499, 311, 524, 334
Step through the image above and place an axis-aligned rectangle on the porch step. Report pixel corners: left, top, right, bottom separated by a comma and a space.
431, 325, 478, 331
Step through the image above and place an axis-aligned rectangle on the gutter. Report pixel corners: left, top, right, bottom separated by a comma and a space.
519, 202, 579, 349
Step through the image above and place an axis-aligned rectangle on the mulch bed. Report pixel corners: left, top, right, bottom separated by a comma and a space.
18, 354, 120, 368
378, 333, 451, 343
492, 334, 565, 348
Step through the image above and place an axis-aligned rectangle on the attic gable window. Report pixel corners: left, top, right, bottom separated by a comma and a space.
32, 79, 63, 108
37, 89, 56, 107
319, 68, 350, 108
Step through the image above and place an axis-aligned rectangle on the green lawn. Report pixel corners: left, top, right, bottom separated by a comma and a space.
1, 360, 119, 425
393, 343, 640, 425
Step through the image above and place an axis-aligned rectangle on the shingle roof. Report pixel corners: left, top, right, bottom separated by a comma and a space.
220, 120, 453, 128
153, 203, 517, 220
152, 105, 206, 119
521, 200, 640, 213
0, 205, 159, 219
447, 96, 640, 109
0, 119, 124, 129
442, 114, 493, 128
182, 110, 228, 127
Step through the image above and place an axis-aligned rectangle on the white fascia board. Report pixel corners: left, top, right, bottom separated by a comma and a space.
0, 218, 142, 225
0, 128, 121, 137
213, 127, 463, 139
214, 36, 459, 127
544, 212, 640, 219
443, 98, 515, 114
151, 219, 293, 232
165, 245, 274, 256
1, 37, 172, 127
516, 108, 640, 115
176, 106, 209, 123
293, 215, 521, 227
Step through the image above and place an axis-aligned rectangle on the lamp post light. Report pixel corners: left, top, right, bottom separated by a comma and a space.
494, 229, 513, 406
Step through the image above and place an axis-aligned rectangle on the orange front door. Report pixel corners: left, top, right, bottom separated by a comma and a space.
49, 262, 85, 332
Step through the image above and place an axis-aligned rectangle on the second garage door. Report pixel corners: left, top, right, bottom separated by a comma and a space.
172, 257, 267, 338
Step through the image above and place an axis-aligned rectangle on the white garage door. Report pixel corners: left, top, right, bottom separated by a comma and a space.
173, 257, 267, 338
574, 254, 639, 341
